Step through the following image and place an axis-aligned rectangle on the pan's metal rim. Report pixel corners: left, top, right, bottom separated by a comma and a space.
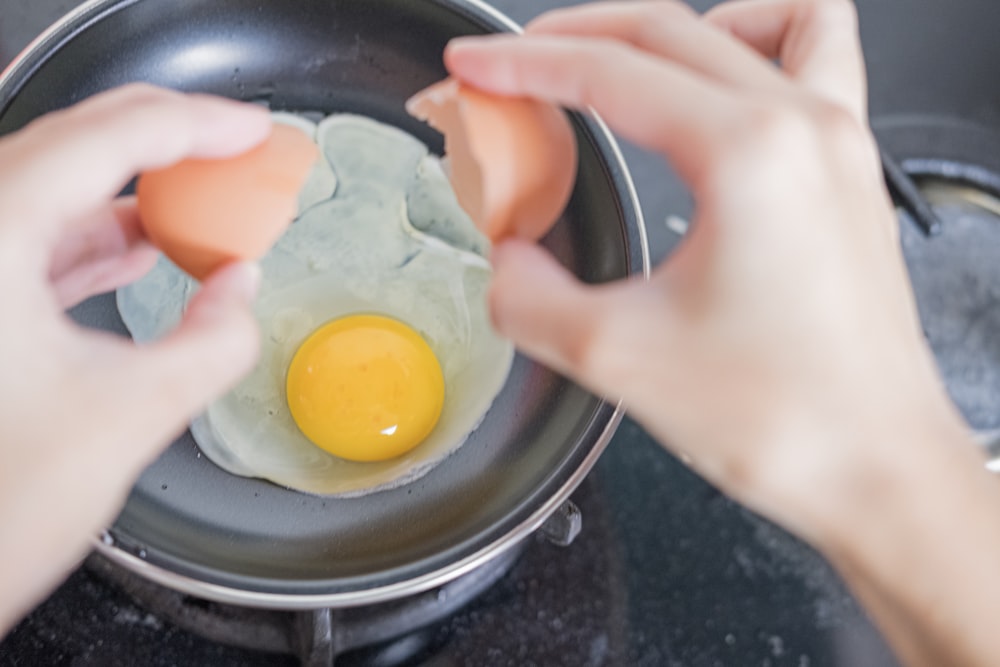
3, 0, 650, 608
0, 0, 140, 92
93, 407, 629, 609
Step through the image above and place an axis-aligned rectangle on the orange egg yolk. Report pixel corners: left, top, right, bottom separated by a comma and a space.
285, 314, 444, 462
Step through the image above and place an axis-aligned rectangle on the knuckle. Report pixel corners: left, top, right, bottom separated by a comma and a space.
734, 100, 866, 159
806, 0, 859, 32
811, 101, 861, 141
741, 103, 816, 152
810, 101, 880, 167
708, 103, 819, 190
712, 98, 882, 193
635, 2, 696, 45
646, 0, 697, 21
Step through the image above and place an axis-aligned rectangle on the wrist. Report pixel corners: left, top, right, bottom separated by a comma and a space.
819, 417, 975, 550
752, 385, 978, 551
786, 404, 1000, 667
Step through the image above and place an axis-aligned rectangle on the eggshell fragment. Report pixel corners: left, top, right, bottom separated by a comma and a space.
406, 78, 578, 242
137, 123, 319, 280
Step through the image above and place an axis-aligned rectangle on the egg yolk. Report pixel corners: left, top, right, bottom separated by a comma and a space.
285, 314, 445, 462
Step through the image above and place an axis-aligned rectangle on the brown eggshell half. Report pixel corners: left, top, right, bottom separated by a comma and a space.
137, 123, 319, 280
406, 78, 578, 242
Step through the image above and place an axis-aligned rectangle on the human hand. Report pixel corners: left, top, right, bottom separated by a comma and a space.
448, 4, 1000, 665
446, 0, 966, 539
0, 85, 269, 633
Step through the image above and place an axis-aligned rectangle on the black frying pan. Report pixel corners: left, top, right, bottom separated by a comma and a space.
0, 0, 646, 607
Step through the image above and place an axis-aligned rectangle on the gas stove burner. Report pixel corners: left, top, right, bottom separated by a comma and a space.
85, 543, 525, 667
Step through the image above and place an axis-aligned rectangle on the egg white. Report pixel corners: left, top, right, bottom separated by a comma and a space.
117, 112, 514, 496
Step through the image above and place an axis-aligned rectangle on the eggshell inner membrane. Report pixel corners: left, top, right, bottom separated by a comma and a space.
137, 123, 320, 280
406, 78, 578, 242
406, 79, 485, 226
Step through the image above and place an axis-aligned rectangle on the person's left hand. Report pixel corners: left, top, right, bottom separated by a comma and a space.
0, 85, 270, 633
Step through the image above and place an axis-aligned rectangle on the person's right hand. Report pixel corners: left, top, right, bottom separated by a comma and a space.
448, 3, 1000, 665
448, 0, 965, 540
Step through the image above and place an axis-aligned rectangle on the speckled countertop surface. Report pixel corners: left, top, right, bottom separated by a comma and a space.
3, 0, 1000, 664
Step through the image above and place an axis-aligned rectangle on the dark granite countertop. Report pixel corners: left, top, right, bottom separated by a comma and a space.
4, 0, 1000, 664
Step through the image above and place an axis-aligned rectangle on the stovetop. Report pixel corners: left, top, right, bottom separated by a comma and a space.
4, 0, 1000, 665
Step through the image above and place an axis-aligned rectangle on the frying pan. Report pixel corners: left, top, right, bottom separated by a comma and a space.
0, 0, 647, 607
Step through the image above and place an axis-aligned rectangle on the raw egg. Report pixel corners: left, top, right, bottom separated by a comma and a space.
406, 77, 578, 242
136, 123, 319, 280
118, 112, 514, 497
285, 314, 445, 463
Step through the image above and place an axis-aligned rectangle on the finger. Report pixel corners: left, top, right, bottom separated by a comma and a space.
55, 243, 158, 309
50, 199, 159, 308
705, 0, 867, 120
527, 1, 787, 93
490, 240, 665, 399
445, 34, 739, 183
101, 262, 261, 461
0, 84, 271, 242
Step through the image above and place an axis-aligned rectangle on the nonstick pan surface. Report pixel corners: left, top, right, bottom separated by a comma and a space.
0, 0, 647, 607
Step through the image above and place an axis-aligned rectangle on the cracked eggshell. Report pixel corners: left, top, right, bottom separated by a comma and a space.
136, 123, 320, 280
406, 77, 578, 242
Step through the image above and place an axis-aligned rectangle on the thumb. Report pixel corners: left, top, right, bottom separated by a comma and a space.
123, 261, 261, 443
489, 240, 651, 398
